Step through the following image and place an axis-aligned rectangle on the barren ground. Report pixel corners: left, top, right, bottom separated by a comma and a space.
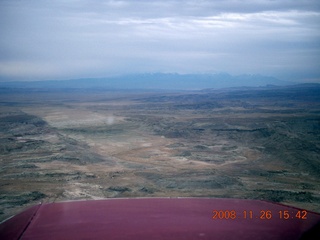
0, 86, 319, 221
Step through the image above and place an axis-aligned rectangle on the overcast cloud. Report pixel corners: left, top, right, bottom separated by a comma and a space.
0, 0, 319, 82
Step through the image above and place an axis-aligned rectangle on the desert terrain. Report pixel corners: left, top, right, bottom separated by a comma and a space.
0, 85, 319, 221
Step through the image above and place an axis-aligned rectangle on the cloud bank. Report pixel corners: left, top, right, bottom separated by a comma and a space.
0, 0, 319, 82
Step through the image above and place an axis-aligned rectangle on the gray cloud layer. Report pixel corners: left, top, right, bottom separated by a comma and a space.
0, 0, 319, 81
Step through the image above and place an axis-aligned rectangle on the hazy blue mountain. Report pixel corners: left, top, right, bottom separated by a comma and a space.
0, 73, 292, 90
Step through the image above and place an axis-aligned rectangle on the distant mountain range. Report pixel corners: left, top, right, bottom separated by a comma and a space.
0, 73, 294, 90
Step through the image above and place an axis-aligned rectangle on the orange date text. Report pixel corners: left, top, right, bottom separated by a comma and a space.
212, 210, 308, 220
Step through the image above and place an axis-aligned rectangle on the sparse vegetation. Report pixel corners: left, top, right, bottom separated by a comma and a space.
0, 85, 319, 221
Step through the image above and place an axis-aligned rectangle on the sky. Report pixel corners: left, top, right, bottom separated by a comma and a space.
0, 0, 319, 82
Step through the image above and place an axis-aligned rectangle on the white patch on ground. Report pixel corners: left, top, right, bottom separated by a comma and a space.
63, 183, 105, 200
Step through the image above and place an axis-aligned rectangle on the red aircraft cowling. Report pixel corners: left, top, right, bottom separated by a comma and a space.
0, 198, 319, 240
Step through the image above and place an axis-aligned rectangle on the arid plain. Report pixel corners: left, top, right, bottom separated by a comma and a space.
0, 85, 320, 221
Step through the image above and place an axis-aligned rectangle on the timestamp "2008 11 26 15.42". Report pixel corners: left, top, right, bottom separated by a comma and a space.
212, 210, 308, 220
